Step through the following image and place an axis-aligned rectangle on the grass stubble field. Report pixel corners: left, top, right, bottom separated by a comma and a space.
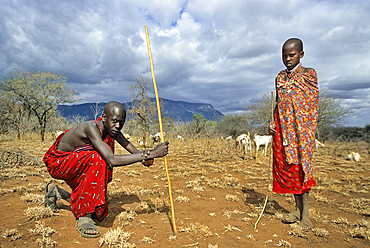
0, 134, 369, 248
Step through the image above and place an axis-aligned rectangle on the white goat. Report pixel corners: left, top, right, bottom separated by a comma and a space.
253, 134, 272, 156
137, 139, 147, 146
348, 152, 361, 162
315, 139, 324, 151
177, 135, 184, 141
53, 130, 64, 139
236, 133, 251, 156
150, 132, 165, 143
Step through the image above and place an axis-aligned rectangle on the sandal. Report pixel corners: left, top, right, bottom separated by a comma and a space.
44, 182, 59, 212
299, 219, 314, 230
75, 217, 101, 238
282, 211, 300, 223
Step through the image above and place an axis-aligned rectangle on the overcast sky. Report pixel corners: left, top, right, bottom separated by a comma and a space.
1, 0, 369, 126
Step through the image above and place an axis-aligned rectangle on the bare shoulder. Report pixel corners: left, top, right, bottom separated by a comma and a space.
299, 66, 316, 74
58, 120, 99, 151
80, 120, 101, 136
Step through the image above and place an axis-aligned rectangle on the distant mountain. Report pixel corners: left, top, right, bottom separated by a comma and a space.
57, 98, 224, 122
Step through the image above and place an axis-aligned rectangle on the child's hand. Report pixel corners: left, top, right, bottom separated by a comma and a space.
269, 121, 276, 135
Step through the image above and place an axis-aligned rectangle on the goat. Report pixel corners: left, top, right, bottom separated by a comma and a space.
315, 139, 324, 151
348, 152, 360, 162
253, 133, 272, 156
52, 130, 64, 139
236, 133, 252, 156
177, 135, 184, 141
150, 132, 165, 143
137, 139, 147, 146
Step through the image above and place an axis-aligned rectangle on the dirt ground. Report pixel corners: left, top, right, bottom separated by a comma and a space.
0, 134, 369, 248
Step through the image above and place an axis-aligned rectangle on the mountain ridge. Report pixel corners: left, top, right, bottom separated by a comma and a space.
57, 98, 224, 122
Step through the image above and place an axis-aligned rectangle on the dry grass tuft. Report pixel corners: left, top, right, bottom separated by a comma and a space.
347, 226, 370, 240
122, 170, 142, 177
139, 236, 155, 244
347, 219, 370, 240
222, 223, 242, 233
10, 186, 29, 194
99, 227, 134, 248
0, 188, 10, 196
35, 236, 57, 247
288, 223, 307, 238
1, 228, 22, 241
108, 184, 160, 201
222, 209, 245, 220
25, 206, 54, 220
309, 208, 328, 223
180, 222, 213, 237
29, 222, 57, 237
354, 219, 370, 228
276, 239, 291, 247
274, 211, 284, 220
21, 193, 44, 204
312, 227, 329, 238
331, 217, 351, 228
225, 194, 239, 202
117, 211, 137, 226
175, 196, 190, 203
134, 198, 169, 214
340, 198, 370, 216
192, 186, 205, 193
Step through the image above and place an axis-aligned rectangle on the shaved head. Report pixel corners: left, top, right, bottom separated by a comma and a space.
104, 101, 126, 115
283, 38, 303, 52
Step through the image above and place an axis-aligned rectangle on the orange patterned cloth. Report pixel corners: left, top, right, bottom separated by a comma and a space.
43, 118, 114, 221
273, 64, 318, 193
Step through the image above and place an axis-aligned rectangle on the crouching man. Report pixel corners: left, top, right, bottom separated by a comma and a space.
43, 101, 168, 238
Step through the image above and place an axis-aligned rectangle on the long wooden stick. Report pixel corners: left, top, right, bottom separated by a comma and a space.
254, 91, 274, 229
145, 25, 177, 235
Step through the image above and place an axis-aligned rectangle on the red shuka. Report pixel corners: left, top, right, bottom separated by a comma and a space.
43, 119, 114, 221
273, 64, 318, 194
272, 109, 316, 194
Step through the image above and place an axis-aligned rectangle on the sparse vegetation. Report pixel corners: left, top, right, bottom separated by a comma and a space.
0, 134, 369, 247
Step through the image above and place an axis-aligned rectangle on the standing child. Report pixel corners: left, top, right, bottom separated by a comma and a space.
269, 38, 319, 230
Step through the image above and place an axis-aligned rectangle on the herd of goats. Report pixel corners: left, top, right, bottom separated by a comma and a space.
52, 130, 362, 162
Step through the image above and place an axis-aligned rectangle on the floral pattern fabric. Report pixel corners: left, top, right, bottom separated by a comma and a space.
275, 64, 319, 183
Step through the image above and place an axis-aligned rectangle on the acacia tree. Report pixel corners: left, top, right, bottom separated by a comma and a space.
216, 114, 251, 138
128, 74, 157, 148
316, 89, 352, 140
0, 95, 26, 139
245, 93, 275, 135
0, 67, 80, 141
90, 102, 104, 120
